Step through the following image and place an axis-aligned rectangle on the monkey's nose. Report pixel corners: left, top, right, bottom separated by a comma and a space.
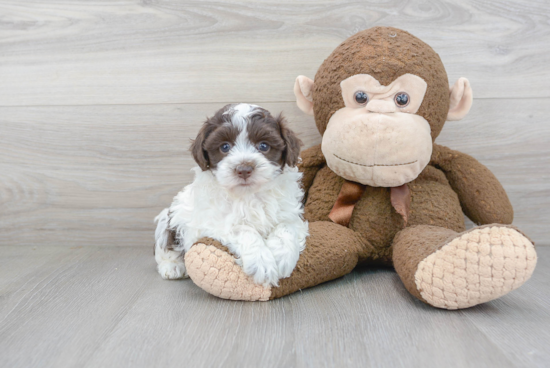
365, 100, 396, 113
236, 165, 254, 179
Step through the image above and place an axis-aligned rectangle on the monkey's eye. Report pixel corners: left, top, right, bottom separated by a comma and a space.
258, 142, 270, 152
394, 92, 410, 107
354, 91, 369, 105
220, 143, 232, 153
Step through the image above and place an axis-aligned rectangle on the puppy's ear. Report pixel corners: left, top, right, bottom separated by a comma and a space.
278, 114, 303, 167
190, 123, 210, 171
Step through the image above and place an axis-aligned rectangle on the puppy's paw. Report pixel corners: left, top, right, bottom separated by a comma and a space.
157, 261, 188, 280
241, 247, 279, 287
155, 244, 187, 280
266, 233, 301, 279
275, 250, 299, 279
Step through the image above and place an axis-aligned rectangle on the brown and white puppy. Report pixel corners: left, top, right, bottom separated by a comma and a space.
154, 104, 308, 287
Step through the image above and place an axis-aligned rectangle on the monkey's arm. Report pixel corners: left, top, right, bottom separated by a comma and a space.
298, 144, 326, 200
430, 143, 513, 225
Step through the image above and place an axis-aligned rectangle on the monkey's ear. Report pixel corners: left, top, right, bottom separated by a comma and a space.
190, 125, 210, 171
294, 75, 315, 116
447, 77, 473, 121
278, 115, 303, 167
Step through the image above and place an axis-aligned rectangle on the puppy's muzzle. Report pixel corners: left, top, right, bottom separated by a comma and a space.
236, 164, 254, 180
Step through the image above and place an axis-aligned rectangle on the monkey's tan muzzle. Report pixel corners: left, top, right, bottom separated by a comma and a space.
322, 111, 432, 187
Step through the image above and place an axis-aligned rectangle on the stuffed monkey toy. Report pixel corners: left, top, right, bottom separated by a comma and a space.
183, 27, 537, 309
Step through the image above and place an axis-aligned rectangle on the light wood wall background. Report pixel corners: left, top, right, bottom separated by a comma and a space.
1, 0, 549, 247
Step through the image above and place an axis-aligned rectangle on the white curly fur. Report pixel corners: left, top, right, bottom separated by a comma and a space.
154, 104, 308, 286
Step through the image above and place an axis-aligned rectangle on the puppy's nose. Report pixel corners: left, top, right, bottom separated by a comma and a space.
236, 165, 254, 179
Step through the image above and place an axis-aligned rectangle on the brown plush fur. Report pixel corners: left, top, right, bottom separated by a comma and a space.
184, 27, 535, 309
392, 225, 458, 303
252, 137, 523, 305
311, 27, 449, 139
301, 146, 467, 255
431, 144, 514, 224
270, 221, 368, 299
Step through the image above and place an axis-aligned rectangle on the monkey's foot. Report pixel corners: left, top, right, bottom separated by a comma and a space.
414, 225, 537, 310
185, 239, 272, 301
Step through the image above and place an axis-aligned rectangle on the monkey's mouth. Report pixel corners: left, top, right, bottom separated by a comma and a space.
333, 154, 418, 167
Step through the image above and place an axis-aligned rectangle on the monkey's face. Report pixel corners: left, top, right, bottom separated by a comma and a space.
294, 27, 474, 188
321, 74, 432, 187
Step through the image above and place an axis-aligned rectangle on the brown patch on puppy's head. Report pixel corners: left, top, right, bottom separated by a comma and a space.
190, 105, 232, 170
247, 111, 303, 168
190, 126, 210, 170
280, 117, 303, 167
201, 110, 239, 170
190, 104, 302, 177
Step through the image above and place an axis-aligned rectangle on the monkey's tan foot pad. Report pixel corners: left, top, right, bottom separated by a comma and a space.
415, 226, 537, 310
185, 243, 272, 301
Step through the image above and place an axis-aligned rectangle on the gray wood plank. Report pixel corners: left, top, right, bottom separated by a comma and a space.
85, 274, 298, 368
290, 270, 517, 368
1, 99, 548, 247
0, 245, 155, 368
0, 0, 549, 106
0, 245, 95, 321
1, 245, 549, 368
3, 246, 548, 368
460, 248, 550, 367
86, 269, 517, 368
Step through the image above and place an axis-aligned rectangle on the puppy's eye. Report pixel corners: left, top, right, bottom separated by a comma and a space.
220, 143, 231, 153
394, 92, 410, 107
258, 142, 270, 152
354, 91, 369, 105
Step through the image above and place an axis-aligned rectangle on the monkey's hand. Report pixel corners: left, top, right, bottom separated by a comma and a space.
298, 144, 326, 201
430, 143, 513, 225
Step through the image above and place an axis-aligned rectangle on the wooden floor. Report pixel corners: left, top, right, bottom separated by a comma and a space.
1, 1, 550, 367
0, 245, 548, 368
